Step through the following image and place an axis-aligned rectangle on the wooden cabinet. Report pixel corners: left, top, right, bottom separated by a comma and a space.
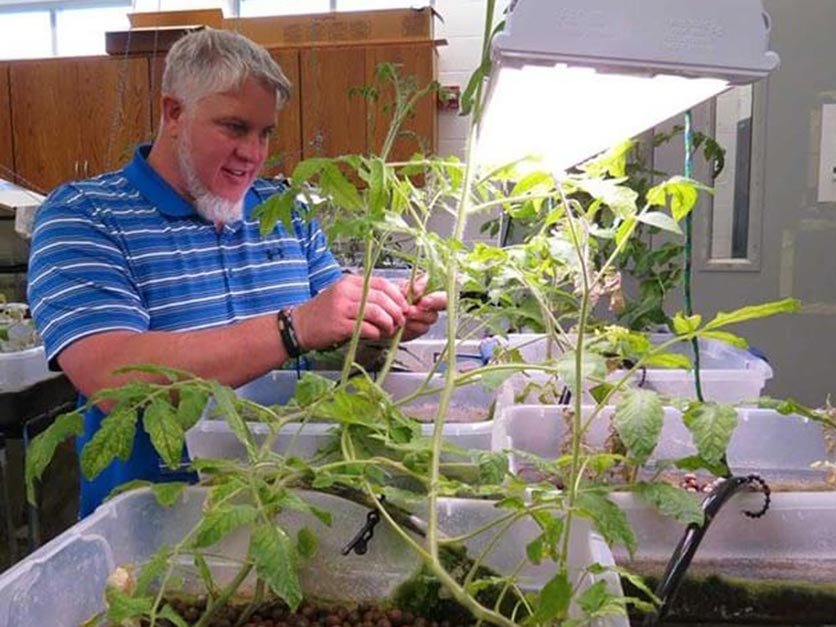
266, 49, 302, 178
300, 46, 368, 159
300, 43, 437, 162
366, 43, 437, 162
4, 41, 435, 192
10, 56, 151, 192
0, 65, 14, 184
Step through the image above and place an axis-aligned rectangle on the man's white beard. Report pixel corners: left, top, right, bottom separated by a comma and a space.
177, 131, 245, 225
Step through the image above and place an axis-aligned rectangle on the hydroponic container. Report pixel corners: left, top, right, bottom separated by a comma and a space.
504, 332, 773, 404
186, 371, 510, 463
0, 487, 626, 626
494, 404, 830, 482
0, 345, 58, 391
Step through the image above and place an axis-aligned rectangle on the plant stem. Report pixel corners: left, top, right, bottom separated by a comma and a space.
194, 562, 254, 627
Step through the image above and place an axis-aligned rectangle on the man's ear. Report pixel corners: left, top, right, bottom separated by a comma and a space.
160, 95, 186, 137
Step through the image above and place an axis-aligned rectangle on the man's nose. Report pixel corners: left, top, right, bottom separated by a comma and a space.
236, 132, 264, 162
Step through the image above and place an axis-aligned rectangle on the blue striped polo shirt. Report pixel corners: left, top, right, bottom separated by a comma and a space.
28, 145, 343, 516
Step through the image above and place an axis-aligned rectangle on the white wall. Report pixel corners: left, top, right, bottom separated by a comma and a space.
434, 0, 509, 158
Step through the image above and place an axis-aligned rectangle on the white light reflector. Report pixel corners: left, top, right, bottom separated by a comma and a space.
476, 63, 729, 173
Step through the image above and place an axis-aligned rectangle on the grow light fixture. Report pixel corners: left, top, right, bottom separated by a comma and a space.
477, 0, 780, 173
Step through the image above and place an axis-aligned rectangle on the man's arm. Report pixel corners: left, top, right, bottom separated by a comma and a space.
57, 273, 415, 405
57, 314, 286, 401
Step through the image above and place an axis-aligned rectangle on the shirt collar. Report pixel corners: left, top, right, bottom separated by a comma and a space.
123, 144, 262, 222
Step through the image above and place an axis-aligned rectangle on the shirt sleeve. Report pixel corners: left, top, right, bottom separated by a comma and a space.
292, 212, 343, 296
27, 185, 149, 368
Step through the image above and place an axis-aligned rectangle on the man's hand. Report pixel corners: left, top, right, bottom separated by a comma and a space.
401, 276, 447, 341
292, 274, 411, 350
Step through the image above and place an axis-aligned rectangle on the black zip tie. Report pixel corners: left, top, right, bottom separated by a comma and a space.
742, 474, 771, 519
342, 496, 385, 556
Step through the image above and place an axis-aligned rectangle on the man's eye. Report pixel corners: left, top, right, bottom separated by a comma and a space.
224, 122, 246, 134
260, 128, 274, 140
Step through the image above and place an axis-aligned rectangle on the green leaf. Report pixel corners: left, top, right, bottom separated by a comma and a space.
251, 523, 303, 610
81, 406, 138, 480
635, 482, 704, 526
526, 535, 545, 565
105, 588, 153, 623
641, 353, 693, 369
193, 553, 219, 597
292, 158, 328, 184
646, 176, 705, 222
700, 330, 748, 349
635, 211, 682, 235
481, 369, 513, 391
459, 59, 490, 117
590, 383, 615, 405
367, 158, 388, 216
158, 605, 190, 627
476, 451, 508, 484
674, 454, 731, 477
575, 177, 638, 219
577, 580, 615, 615
253, 188, 297, 236
614, 389, 664, 465
136, 545, 173, 594
615, 217, 637, 248
143, 397, 185, 470
704, 298, 800, 331
294, 372, 335, 407
151, 482, 188, 507
682, 403, 738, 466
556, 350, 607, 389
212, 383, 256, 460
297, 527, 318, 559
533, 570, 572, 623
320, 162, 363, 211
176, 387, 209, 431
25, 411, 84, 505
575, 491, 637, 557
191, 505, 258, 549
672, 312, 702, 336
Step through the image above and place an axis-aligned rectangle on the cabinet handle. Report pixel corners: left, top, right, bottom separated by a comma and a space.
83, 160, 89, 177
74, 161, 79, 177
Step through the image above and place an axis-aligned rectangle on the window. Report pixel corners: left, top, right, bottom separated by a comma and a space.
703, 83, 767, 270
56, 4, 130, 56
0, 1, 130, 60
0, 10, 52, 60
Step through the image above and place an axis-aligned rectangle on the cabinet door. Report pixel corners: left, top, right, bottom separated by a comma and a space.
10, 59, 82, 192
77, 57, 152, 176
266, 48, 302, 178
0, 64, 13, 183
366, 43, 437, 162
300, 47, 367, 159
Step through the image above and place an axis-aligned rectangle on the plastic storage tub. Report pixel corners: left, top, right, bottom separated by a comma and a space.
186, 371, 510, 463
0, 487, 625, 626
494, 404, 829, 482
0, 345, 58, 391
503, 332, 773, 404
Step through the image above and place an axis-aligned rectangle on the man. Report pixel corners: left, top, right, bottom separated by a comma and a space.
27, 29, 444, 516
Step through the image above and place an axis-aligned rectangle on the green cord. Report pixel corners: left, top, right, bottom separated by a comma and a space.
683, 111, 705, 403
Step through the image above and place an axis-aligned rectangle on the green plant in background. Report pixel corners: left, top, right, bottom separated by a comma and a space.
24, 4, 830, 627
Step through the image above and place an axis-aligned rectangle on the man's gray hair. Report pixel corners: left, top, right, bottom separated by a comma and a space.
162, 29, 291, 108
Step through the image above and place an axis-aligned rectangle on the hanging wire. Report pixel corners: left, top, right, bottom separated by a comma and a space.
682, 111, 705, 403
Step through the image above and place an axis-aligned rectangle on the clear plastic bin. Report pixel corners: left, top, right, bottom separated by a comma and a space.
494, 404, 829, 482
0, 346, 58, 391
0, 487, 625, 626
186, 372, 509, 463
503, 332, 773, 404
